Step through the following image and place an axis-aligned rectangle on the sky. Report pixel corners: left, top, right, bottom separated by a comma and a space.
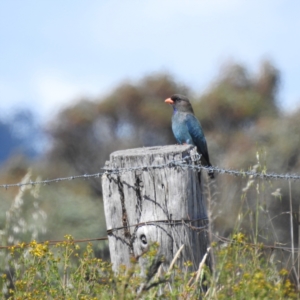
1, 0, 300, 124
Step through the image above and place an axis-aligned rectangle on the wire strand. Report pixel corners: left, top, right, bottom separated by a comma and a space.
0, 236, 108, 250
0, 232, 298, 254
1, 155, 300, 189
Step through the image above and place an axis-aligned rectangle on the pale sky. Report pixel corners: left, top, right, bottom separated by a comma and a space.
1, 0, 300, 123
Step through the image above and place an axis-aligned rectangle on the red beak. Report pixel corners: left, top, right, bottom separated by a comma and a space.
165, 98, 174, 104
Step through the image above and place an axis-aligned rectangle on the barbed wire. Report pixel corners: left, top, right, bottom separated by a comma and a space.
212, 233, 297, 253
0, 231, 298, 254
0, 172, 104, 189
106, 217, 209, 235
1, 154, 300, 189
0, 236, 108, 250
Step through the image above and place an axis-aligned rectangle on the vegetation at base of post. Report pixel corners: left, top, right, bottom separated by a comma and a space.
0, 234, 297, 299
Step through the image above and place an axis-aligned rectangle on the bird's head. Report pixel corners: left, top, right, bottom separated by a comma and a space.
165, 94, 194, 113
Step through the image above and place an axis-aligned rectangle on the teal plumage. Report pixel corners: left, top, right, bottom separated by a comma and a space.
165, 94, 214, 179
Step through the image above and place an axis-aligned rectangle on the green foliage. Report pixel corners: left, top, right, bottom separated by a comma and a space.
0, 170, 108, 278
0, 234, 297, 299
0, 171, 46, 247
209, 233, 297, 299
2, 236, 113, 299
195, 61, 279, 131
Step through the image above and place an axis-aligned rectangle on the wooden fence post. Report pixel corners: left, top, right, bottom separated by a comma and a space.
102, 145, 210, 273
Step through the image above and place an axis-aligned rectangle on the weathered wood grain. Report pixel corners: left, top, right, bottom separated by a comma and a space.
102, 145, 210, 273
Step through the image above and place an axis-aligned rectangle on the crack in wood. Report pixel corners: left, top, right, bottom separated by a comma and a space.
116, 176, 132, 244
130, 173, 144, 247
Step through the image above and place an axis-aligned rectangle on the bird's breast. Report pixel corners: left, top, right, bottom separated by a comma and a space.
171, 113, 193, 145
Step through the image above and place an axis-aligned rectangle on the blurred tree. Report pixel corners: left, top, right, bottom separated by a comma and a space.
195, 60, 279, 132
0, 121, 21, 162
46, 73, 189, 194
0, 110, 41, 163
46, 61, 283, 189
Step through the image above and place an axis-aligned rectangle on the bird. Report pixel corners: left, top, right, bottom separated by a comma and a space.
165, 94, 214, 179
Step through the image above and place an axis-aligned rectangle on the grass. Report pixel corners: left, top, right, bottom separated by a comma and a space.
0, 233, 297, 299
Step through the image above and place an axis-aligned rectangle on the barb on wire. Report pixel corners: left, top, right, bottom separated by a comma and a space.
1, 154, 300, 189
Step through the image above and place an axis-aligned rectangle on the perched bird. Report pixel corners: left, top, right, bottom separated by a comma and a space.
165, 94, 214, 179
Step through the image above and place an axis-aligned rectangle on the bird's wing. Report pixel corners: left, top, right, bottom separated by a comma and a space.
185, 113, 211, 166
